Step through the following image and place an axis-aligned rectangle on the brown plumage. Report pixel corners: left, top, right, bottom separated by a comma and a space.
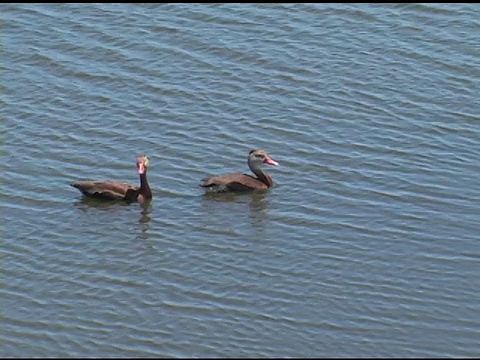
200, 149, 279, 193
71, 155, 152, 202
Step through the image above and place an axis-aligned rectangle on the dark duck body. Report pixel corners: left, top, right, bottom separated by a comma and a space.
71, 155, 152, 202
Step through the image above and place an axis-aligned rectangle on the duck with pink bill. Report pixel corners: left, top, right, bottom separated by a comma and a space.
71, 154, 152, 202
200, 149, 279, 193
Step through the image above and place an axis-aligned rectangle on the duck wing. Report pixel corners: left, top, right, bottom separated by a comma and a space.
200, 173, 267, 192
71, 180, 139, 200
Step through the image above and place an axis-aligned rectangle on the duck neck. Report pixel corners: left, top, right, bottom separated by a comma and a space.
139, 171, 152, 199
249, 160, 273, 188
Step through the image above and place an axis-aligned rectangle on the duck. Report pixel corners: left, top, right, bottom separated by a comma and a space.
200, 149, 278, 193
71, 155, 152, 202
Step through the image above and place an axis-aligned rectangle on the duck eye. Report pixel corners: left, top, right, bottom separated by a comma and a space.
255, 154, 264, 159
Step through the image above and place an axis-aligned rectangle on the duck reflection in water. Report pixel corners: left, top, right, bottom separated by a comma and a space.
202, 190, 270, 229
136, 201, 153, 244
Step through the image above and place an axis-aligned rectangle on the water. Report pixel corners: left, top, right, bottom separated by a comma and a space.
2, 3, 480, 357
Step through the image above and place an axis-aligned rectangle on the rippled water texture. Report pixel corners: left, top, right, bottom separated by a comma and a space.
2, 3, 480, 358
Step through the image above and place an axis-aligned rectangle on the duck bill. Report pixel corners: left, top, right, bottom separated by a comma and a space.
138, 162, 145, 174
264, 157, 279, 166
